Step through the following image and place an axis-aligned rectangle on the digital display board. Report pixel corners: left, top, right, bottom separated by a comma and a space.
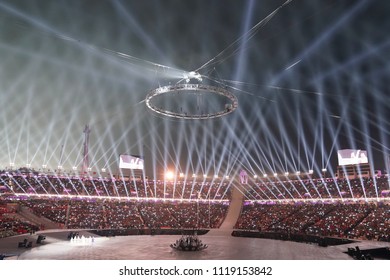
119, 155, 144, 170
337, 149, 368, 166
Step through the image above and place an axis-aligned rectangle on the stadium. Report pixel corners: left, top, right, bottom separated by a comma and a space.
1, 0, 390, 261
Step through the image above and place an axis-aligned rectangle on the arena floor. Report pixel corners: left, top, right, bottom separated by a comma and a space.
1, 230, 388, 260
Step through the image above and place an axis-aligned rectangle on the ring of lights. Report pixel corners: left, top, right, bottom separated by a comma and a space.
145, 83, 238, 120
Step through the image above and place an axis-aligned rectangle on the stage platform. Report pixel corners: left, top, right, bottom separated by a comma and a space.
1, 230, 388, 260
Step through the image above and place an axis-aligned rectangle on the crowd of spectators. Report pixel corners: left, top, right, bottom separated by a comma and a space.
0, 202, 40, 238
2, 170, 388, 201
22, 199, 68, 225
137, 201, 227, 229
2, 170, 389, 241
347, 204, 390, 241
3, 198, 228, 231
246, 176, 390, 200
0, 172, 231, 200
235, 202, 390, 241
2, 195, 389, 242
304, 204, 371, 237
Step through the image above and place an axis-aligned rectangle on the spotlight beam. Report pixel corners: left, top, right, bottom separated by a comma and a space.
194, 0, 294, 73
271, 0, 370, 85
0, 3, 189, 80
111, 0, 168, 63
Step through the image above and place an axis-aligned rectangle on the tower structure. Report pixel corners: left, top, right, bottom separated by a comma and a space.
82, 124, 91, 174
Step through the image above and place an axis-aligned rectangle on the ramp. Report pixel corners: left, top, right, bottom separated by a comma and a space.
208, 184, 245, 236
19, 206, 61, 230
220, 184, 245, 229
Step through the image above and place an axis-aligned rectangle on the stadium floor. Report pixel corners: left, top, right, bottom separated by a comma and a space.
1, 230, 388, 260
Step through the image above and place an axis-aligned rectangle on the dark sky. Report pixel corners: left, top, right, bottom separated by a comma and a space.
0, 0, 389, 179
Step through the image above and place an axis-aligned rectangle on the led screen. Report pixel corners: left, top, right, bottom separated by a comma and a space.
119, 155, 144, 170
337, 149, 368, 166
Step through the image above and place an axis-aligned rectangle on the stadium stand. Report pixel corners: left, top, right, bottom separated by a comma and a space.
1, 172, 389, 243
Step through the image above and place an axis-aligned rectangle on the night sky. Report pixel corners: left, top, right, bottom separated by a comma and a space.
0, 0, 389, 179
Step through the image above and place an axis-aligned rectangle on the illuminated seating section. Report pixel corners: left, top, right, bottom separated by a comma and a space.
235, 202, 390, 241
0, 173, 230, 200
2, 173, 388, 201
0, 172, 230, 233
347, 205, 390, 241
0, 202, 40, 237
1, 172, 390, 241
17, 199, 228, 230
246, 177, 390, 200
22, 199, 68, 225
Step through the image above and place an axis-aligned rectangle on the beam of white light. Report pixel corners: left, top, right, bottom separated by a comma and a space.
210, 125, 254, 186
10, 177, 28, 195
194, 0, 294, 73
320, 83, 353, 184
0, 2, 189, 81
313, 176, 333, 201
205, 75, 274, 102
259, 177, 286, 200
40, 73, 84, 171
357, 91, 378, 198
233, 91, 299, 175
271, 0, 370, 85
0, 41, 138, 88
111, 0, 168, 64
274, 97, 300, 172
271, 177, 297, 200
347, 82, 368, 198
88, 108, 160, 176
87, 109, 144, 175
310, 39, 390, 85
0, 70, 35, 167
0, 59, 39, 168
12, 96, 29, 167
231, 0, 256, 85
217, 79, 332, 98
284, 59, 301, 71
377, 100, 390, 179
184, 125, 209, 199
289, 88, 326, 176
250, 182, 272, 201
209, 94, 284, 193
